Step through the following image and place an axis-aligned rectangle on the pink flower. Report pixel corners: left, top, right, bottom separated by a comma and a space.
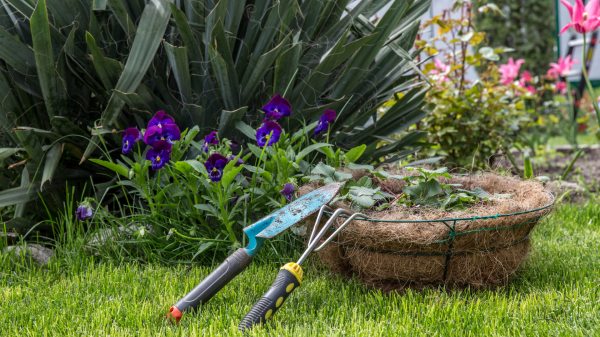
430, 58, 451, 82
499, 58, 525, 85
518, 71, 533, 88
555, 81, 568, 94
547, 55, 579, 78
526, 86, 536, 95
560, 0, 600, 34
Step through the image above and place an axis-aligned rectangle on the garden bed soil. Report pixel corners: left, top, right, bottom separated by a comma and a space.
496, 147, 599, 192
298, 170, 553, 288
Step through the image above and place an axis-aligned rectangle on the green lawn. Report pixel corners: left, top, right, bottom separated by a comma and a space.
1, 203, 599, 336
547, 134, 598, 147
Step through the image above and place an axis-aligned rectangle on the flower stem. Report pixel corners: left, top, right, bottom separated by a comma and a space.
581, 33, 600, 140
250, 132, 272, 204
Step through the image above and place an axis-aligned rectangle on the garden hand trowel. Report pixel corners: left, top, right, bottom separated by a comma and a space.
167, 183, 341, 323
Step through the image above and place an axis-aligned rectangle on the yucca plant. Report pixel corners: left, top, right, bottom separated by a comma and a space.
0, 0, 431, 227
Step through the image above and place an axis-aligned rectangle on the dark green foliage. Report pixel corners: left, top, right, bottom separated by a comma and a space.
0, 0, 431, 226
474, 0, 557, 75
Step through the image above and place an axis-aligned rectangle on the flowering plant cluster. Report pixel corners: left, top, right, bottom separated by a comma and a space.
87, 94, 346, 253
416, 4, 533, 167
412, 0, 597, 167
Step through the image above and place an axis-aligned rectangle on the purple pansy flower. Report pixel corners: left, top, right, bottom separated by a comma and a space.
148, 110, 175, 129
122, 127, 142, 154
229, 140, 238, 150
76, 204, 93, 220
228, 155, 244, 167
204, 153, 228, 182
280, 183, 295, 202
256, 121, 283, 147
314, 109, 336, 135
201, 131, 219, 153
261, 94, 292, 121
145, 140, 172, 170
144, 124, 181, 146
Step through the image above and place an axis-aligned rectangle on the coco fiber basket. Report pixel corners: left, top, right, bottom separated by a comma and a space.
298, 172, 554, 287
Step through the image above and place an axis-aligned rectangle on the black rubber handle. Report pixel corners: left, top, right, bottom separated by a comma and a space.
169, 248, 252, 322
238, 263, 302, 332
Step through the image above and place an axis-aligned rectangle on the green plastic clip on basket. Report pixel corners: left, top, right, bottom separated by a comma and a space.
300, 173, 556, 287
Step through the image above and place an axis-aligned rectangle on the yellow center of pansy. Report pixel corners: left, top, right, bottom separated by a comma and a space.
155, 156, 161, 162
213, 168, 218, 172
160, 137, 165, 141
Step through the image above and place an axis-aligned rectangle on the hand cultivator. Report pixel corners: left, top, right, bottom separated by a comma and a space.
238, 206, 367, 332
167, 183, 341, 323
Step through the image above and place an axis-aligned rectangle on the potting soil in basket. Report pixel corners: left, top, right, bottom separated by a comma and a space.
297, 170, 554, 287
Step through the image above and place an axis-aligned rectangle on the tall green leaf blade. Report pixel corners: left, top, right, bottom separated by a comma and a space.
183, 0, 203, 24
41, 142, 63, 190
0, 65, 22, 145
274, 42, 301, 97
163, 40, 193, 105
0, 182, 61, 207
293, 30, 376, 110
224, 0, 245, 49
93, 0, 107, 10
241, 34, 291, 104
208, 43, 235, 111
46, 0, 87, 28
51, 116, 88, 138
239, 0, 293, 87
55, 51, 72, 116
0, 148, 20, 161
211, 19, 240, 106
86, 32, 122, 90
112, 90, 153, 117
169, 2, 218, 126
4, 0, 34, 17
182, 104, 203, 128
298, 0, 372, 75
15, 129, 44, 164
0, 27, 37, 74
218, 107, 247, 138
107, 0, 137, 40
330, 0, 411, 99
13, 166, 30, 217
234, 0, 269, 79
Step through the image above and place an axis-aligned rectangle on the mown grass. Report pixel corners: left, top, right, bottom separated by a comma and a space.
547, 133, 598, 147
1, 203, 599, 336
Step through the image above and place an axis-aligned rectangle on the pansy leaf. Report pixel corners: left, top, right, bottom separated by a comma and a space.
89, 159, 128, 177
348, 162, 374, 171
221, 165, 243, 189
345, 145, 366, 163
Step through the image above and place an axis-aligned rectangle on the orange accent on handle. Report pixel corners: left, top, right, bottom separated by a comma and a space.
167, 306, 183, 324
